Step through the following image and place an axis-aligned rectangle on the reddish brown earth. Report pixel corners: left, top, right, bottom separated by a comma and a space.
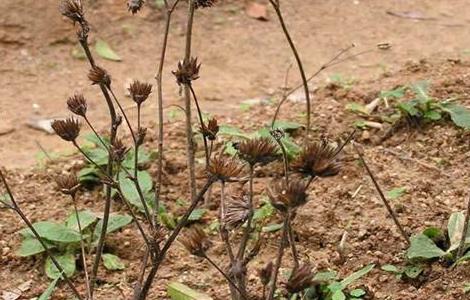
2, 0, 470, 300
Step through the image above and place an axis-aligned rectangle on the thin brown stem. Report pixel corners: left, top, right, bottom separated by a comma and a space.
353, 142, 410, 245
220, 182, 235, 262
189, 84, 210, 167
237, 165, 255, 260
457, 191, 470, 259
267, 213, 290, 300
287, 217, 299, 270
84, 116, 109, 151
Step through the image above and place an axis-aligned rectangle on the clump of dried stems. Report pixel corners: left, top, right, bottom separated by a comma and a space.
0, 1, 390, 299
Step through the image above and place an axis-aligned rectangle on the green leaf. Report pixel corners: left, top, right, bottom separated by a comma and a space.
0, 193, 12, 207
464, 283, 470, 294
423, 227, 443, 239
84, 133, 110, 149
83, 147, 109, 166
346, 102, 369, 115
95, 39, 122, 61
94, 214, 132, 238
350, 288, 366, 297
17, 238, 55, 257
167, 282, 213, 300
253, 200, 274, 222
262, 223, 283, 233
38, 278, 59, 300
45, 253, 76, 280
271, 121, 303, 131
385, 187, 406, 200
381, 264, 400, 273
380, 87, 405, 100
119, 170, 153, 212
397, 102, 419, 116
332, 290, 346, 300
406, 234, 446, 260
65, 210, 98, 232
456, 250, 470, 265
340, 264, 374, 289
404, 266, 423, 279
78, 166, 100, 183
218, 125, 250, 139
441, 103, 470, 129
20, 221, 82, 243
313, 271, 337, 282
122, 148, 151, 169
224, 142, 238, 156
447, 211, 465, 252
188, 208, 207, 221
410, 81, 430, 102
102, 253, 125, 270
423, 110, 442, 121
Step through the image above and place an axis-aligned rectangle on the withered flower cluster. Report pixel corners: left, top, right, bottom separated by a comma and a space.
172, 57, 200, 86
129, 80, 152, 105
194, 0, 217, 9
111, 138, 129, 162
52, 118, 81, 142
291, 140, 342, 178
200, 117, 219, 141
237, 137, 279, 166
224, 192, 250, 229
258, 261, 273, 286
67, 94, 87, 117
285, 264, 314, 294
179, 226, 211, 257
208, 155, 244, 182
267, 179, 308, 213
55, 173, 80, 196
88, 66, 111, 87
59, 0, 84, 24
127, 0, 145, 14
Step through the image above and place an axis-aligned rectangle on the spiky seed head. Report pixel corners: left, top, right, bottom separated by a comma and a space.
52, 117, 81, 142
59, 0, 84, 23
237, 137, 279, 166
127, 0, 145, 14
291, 140, 342, 178
111, 138, 129, 162
172, 57, 201, 86
195, 0, 217, 9
200, 117, 219, 141
179, 226, 211, 257
224, 191, 250, 229
55, 173, 80, 196
67, 94, 87, 117
129, 80, 152, 105
136, 127, 147, 146
208, 155, 244, 182
285, 264, 315, 294
88, 66, 111, 86
258, 261, 273, 286
267, 179, 308, 213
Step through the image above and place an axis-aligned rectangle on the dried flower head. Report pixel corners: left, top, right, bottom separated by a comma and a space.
67, 94, 87, 117
195, 0, 216, 9
267, 179, 308, 212
129, 80, 152, 105
237, 137, 279, 166
200, 117, 219, 141
52, 118, 81, 142
208, 155, 244, 182
88, 66, 111, 86
291, 140, 342, 178
127, 0, 144, 14
224, 192, 250, 229
137, 127, 147, 146
179, 226, 211, 257
258, 261, 273, 286
111, 138, 129, 162
55, 173, 80, 196
285, 264, 314, 294
59, 0, 84, 23
172, 57, 200, 86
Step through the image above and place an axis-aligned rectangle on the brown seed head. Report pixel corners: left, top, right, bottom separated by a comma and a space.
291, 140, 342, 178
258, 261, 273, 286
88, 66, 111, 86
127, 0, 145, 14
195, 0, 217, 9
200, 117, 219, 141
59, 0, 84, 23
285, 264, 314, 294
179, 226, 211, 257
208, 155, 244, 182
172, 57, 201, 86
267, 179, 308, 213
111, 138, 129, 162
129, 80, 152, 105
224, 191, 250, 229
55, 173, 80, 196
136, 127, 147, 146
237, 137, 279, 166
67, 94, 87, 117
52, 118, 81, 142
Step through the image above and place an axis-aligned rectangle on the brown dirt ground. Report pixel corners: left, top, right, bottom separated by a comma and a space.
2, 0, 470, 300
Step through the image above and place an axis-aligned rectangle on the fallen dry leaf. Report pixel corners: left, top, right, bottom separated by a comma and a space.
245, 2, 268, 21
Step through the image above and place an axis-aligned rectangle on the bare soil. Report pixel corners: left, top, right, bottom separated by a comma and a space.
2, 1, 470, 300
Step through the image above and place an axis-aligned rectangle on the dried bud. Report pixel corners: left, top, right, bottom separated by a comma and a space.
88, 66, 111, 86
236, 137, 279, 166
179, 226, 211, 257
291, 140, 342, 178
208, 155, 244, 182
55, 173, 80, 196
195, 0, 216, 9
59, 0, 84, 23
111, 138, 129, 162
285, 264, 314, 294
224, 191, 249, 229
127, 0, 145, 14
267, 179, 308, 213
129, 80, 152, 105
200, 117, 219, 141
137, 127, 147, 146
172, 57, 200, 86
67, 94, 87, 117
258, 262, 273, 286
52, 117, 81, 142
